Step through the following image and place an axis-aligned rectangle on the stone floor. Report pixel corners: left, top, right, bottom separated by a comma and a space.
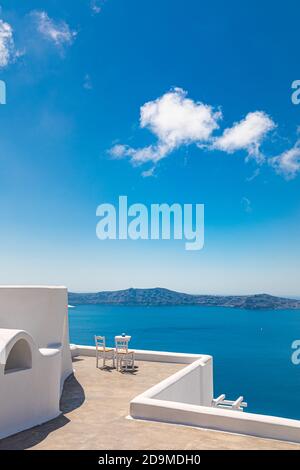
0, 356, 299, 450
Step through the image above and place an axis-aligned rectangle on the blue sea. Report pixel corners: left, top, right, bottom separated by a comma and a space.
69, 304, 300, 421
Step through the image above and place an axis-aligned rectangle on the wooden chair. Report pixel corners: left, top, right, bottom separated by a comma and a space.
95, 335, 115, 369
115, 336, 135, 371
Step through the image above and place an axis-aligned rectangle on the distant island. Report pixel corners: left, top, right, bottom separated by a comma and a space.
68, 288, 300, 310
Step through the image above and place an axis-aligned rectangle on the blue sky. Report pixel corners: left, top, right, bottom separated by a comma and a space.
0, 0, 300, 295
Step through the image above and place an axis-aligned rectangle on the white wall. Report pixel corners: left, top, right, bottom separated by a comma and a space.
130, 398, 300, 444
153, 360, 213, 407
0, 286, 72, 387
129, 354, 300, 444
0, 286, 72, 439
0, 332, 61, 439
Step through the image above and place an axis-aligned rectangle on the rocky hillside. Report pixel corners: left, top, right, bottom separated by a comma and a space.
68, 288, 300, 310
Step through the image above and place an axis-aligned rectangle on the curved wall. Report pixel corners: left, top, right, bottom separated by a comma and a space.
0, 286, 72, 439
0, 286, 72, 388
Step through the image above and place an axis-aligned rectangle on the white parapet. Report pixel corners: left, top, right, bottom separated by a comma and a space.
0, 286, 73, 439
74, 344, 300, 444
128, 351, 300, 444
73, 344, 205, 364
69, 343, 300, 444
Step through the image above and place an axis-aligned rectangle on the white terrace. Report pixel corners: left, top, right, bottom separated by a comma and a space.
0, 286, 299, 450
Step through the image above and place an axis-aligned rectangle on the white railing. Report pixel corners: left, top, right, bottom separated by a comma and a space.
212, 394, 247, 411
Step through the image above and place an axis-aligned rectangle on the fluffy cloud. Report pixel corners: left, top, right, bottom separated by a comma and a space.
109, 87, 300, 181
110, 87, 221, 164
110, 143, 172, 164
140, 87, 221, 148
213, 111, 276, 161
32, 11, 77, 47
270, 140, 300, 179
0, 19, 17, 67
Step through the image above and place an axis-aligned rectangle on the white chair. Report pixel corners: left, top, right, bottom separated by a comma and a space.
115, 336, 135, 371
95, 335, 115, 369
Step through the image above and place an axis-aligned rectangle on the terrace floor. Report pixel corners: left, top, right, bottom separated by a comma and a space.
0, 356, 299, 450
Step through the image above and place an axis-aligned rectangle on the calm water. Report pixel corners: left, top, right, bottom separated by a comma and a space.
69, 304, 300, 420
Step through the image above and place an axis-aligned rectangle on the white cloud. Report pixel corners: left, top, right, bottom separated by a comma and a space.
213, 111, 276, 161
109, 88, 300, 180
109, 144, 129, 159
246, 168, 260, 182
110, 87, 221, 164
32, 11, 77, 47
141, 87, 221, 148
142, 167, 156, 178
270, 140, 300, 180
0, 19, 17, 67
110, 143, 167, 164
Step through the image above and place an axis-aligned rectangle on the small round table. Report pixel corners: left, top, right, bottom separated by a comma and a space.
115, 335, 131, 342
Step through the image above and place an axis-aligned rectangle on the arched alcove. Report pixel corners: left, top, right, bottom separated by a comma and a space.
4, 339, 32, 373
